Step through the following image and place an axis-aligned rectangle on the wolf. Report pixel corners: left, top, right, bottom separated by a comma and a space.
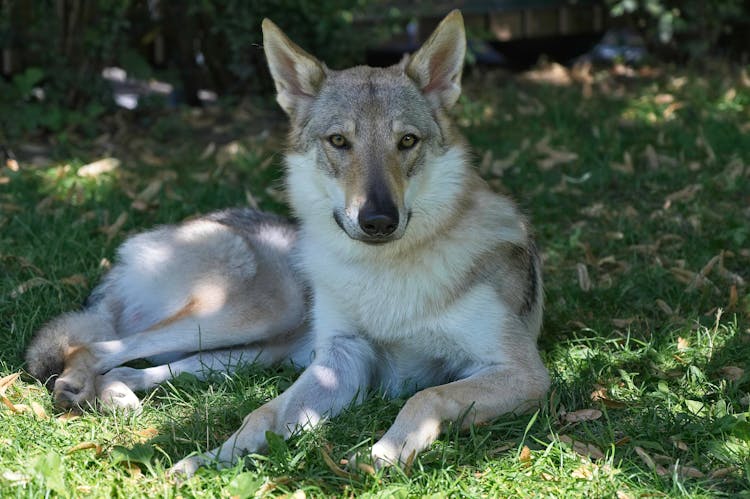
25, 10, 549, 476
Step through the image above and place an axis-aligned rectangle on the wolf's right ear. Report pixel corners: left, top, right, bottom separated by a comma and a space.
262, 19, 326, 116
405, 10, 466, 110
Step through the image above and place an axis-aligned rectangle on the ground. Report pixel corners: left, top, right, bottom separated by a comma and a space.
1, 61, 749, 497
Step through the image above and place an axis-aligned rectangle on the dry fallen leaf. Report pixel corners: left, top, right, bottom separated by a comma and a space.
634, 446, 668, 475
320, 448, 355, 479
577, 263, 591, 292
56, 412, 80, 422
0, 372, 21, 395
77, 157, 120, 177
558, 435, 605, 460
535, 136, 578, 170
10, 277, 48, 298
491, 149, 521, 176
30, 401, 48, 420
610, 151, 634, 175
1, 470, 30, 485
669, 464, 704, 478
656, 299, 674, 316
102, 212, 128, 242
611, 318, 636, 328
519, 445, 532, 463
710, 466, 737, 479
719, 366, 744, 381
563, 408, 602, 423
136, 427, 159, 441
60, 274, 88, 288
571, 464, 595, 480
677, 337, 690, 352
670, 436, 688, 451
67, 442, 103, 455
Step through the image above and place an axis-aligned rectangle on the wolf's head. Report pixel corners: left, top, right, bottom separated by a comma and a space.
263, 11, 467, 247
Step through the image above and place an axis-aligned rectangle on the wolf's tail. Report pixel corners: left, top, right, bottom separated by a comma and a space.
25, 307, 116, 389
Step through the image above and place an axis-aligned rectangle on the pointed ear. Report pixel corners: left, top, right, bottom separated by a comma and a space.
405, 10, 466, 110
262, 19, 326, 116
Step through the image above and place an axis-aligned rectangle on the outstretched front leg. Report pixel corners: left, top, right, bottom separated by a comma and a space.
369, 345, 550, 468
169, 333, 375, 477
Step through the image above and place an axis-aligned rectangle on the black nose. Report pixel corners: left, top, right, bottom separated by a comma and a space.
358, 207, 398, 237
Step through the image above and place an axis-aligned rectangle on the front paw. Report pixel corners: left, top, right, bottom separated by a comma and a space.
97, 377, 142, 414
371, 440, 410, 469
168, 455, 205, 480
54, 372, 96, 412
349, 440, 415, 472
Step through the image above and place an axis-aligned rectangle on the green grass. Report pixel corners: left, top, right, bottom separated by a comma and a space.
1, 62, 749, 497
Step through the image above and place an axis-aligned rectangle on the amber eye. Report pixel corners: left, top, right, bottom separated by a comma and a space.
328, 134, 349, 149
398, 134, 419, 150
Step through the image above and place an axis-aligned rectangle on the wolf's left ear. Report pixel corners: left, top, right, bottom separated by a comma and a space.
405, 10, 466, 110
262, 19, 326, 116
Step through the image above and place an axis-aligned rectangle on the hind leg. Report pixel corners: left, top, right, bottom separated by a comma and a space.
96, 335, 313, 412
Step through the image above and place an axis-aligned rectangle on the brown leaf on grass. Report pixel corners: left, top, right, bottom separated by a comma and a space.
610, 151, 634, 175
686, 254, 721, 292
30, 401, 48, 420
131, 179, 163, 211
616, 490, 634, 499
540, 471, 558, 481
139, 151, 166, 167
634, 446, 668, 475
121, 462, 142, 478
656, 299, 674, 316
320, 448, 356, 479
60, 274, 88, 288
101, 212, 128, 242
710, 466, 737, 478
478, 150, 493, 176
57, 412, 80, 422
558, 435, 605, 460
2, 396, 24, 413
10, 277, 48, 298
522, 62, 573, 86
677, 337, 690, 352
535, 136, 578, 170
245, 190, 260, 210
519, 445, 532, 463
611, 318, 636, 328
669, 464, 705, 478
663, 184, 702, 210
199, 142, 216, 160
571, 464, 595, 480
77, 157, 120, 177
489, 442, 515, 455
35, 195, 54, 213
135, 427, 159, 441
719, 366, 744, 381
0, 372, 21, 395
563, 409, 602, 423
67, 442, 103, 455
577, 263, 591, 292
644, 145, 659, 169
491, 149, 521, 176
590, 385, 628, 408
697, 129, 716, 164
728, 285, 738, 309
670, 436, 688, 451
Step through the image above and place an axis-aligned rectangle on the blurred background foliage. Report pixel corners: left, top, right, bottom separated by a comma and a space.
0, 0, 748, 141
